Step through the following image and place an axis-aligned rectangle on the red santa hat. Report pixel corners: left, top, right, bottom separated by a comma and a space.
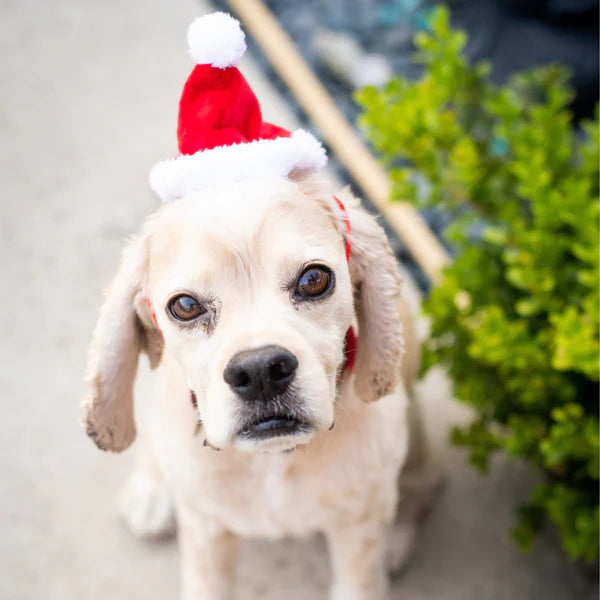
150, 12, 327, 202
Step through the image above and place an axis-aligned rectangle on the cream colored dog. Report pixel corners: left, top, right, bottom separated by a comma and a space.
82, 172, 433, 600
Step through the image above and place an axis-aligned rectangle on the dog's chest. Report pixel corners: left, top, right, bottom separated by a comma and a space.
197, 451, 331, 538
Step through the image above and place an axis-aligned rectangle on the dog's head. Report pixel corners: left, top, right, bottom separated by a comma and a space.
82, 175, 403, 453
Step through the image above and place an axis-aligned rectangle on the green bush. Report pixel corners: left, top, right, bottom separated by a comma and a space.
356, 5, 599, 564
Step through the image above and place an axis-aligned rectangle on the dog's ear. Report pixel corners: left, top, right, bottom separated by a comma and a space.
345, 198, 404, 402
81, 234, 163, 452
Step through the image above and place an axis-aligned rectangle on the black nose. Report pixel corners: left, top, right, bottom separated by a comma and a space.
223, 345, 298, 401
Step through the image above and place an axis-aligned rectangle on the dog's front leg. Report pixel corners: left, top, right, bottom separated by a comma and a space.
325, 519, 389, 600
177, 505, 238, 600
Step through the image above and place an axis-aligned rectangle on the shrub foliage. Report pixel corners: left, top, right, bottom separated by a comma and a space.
356, 5, 599, 563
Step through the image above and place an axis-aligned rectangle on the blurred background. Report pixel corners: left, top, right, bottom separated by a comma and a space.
1, 1, 597, 599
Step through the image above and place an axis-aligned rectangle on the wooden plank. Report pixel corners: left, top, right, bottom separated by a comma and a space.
226, 0, 451, 284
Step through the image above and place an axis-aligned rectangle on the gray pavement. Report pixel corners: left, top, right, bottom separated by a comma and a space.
0, 0, 597, 598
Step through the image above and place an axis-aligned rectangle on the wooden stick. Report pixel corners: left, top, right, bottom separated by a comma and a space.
226, 0, 450, 284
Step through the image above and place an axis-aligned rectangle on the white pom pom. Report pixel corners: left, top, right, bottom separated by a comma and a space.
187, 12, 246, 69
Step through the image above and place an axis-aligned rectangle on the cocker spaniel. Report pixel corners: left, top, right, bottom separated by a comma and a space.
82, 12, 435, 600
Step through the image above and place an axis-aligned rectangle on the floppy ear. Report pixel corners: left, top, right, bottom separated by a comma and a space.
81, 234, 163, 452
343, 194, 404, 402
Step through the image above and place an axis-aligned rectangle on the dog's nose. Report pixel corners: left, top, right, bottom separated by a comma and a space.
223, 345, 298, 401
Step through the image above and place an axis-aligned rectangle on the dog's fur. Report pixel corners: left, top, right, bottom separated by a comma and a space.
82, 173, 434, 600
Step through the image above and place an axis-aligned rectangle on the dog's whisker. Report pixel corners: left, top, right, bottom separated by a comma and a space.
333, 398, 351, 420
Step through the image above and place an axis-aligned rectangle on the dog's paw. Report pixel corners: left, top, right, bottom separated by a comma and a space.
385, 521, 417, 576
118, 471, 176, 539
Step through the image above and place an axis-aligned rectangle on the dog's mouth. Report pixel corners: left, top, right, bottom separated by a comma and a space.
237, 414, 312, 440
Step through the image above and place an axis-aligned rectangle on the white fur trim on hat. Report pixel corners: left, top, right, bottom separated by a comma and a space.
187, 12, 246, 69
149, 130, 327, 202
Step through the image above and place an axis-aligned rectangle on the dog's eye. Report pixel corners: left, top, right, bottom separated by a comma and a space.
168, 295, 206, 321
295, 266, 332, 299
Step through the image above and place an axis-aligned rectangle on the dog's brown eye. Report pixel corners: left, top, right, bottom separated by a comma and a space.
295, 266, 332, 298
168, 295, 206, 321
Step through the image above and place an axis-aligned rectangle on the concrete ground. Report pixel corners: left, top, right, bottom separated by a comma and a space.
0, 0, 596, 598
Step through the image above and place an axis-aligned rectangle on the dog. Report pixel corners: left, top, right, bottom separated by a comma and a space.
82, 12, 435, 600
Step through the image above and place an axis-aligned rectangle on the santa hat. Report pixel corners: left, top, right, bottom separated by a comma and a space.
150, 12, 327, 202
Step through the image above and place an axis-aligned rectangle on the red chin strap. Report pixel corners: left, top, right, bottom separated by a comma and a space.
146, 296, 162, 335
343, 324, 358, 374
333, 194, 352, 262
333, 194, 357, 375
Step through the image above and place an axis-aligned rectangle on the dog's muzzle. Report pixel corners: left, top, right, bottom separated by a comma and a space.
224, 345, 311, 440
